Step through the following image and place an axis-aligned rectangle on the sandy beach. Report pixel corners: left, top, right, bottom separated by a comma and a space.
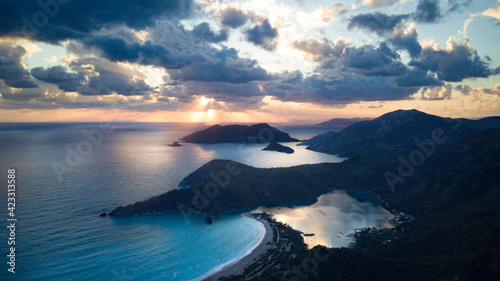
203, 214, 273, 280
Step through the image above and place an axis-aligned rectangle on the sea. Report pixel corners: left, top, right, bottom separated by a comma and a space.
0, 122, 393, 280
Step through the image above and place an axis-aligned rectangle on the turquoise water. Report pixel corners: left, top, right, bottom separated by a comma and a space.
0, 123, 340, 280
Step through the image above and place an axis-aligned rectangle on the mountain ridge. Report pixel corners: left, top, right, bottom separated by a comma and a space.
302, 109, 477, 157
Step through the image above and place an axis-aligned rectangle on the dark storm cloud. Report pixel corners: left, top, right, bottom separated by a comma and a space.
294, 40, 406, 78
245, 20, 279, 51
81, 35, 207, 69
83, 74, 153, 96
409, 39, 500, 82
363, 62, 408, 77
168, 47, 274, 83
0, 42, 38, 89
3, 77, 37, 89
219, 7, 249, 28
31, 66, 85, 92
348, 13, 409, 35
315, 42, 409, 79
330, 43, 400, 70
82, 35, 141, 62
0, 84, 46, 101
147, 23, 196, 51
388, 26, 422, 58
0, 0, 194, 43
412, 0, 442, 23
191, 22, 228, 43
394, 69, 443, 87
268, 72, 417, 104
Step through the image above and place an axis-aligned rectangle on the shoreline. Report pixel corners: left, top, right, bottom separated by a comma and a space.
201, 213, 273, 281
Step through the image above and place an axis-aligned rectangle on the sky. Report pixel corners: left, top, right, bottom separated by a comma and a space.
0, 0, 499, 123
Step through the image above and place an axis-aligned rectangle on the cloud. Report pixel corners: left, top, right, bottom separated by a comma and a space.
388, 23, 422, 58
394, 69, 442, 87
332, 43, 399, 70
0, 0, 194, 43
31, 65, 85, 92
317, 43, 405, 78
219, 6, 249, 28
80, 35, 207, 69
297, 3, 347, 29
245, 19, 279, 51
482, 5, 500, 21
413, 0, 442, 23
20, 42, 42, 58
43, 55, 58, 63
348, 12, 409, 35
293, 39, 406, 78
147, 23, 196, 50
269, 72, 417, 104
0, 42, 38, 88
455, 84, 500, 96
420, 84, 453, 100
448, 0, 473, 14
68, 58, 155, 96
292, 38, 348, 59
410, 37, 500, 82
362, 0, 400, 6
191, 22, 228, 43
167, 47, 274, 83
0, 82, 46, 101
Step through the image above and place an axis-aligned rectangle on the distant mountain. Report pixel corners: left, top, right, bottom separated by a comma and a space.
302, 109, 477, 157
180, 123, 299, 144
316, 117, 372, 128
455, 116, 500, 130
109, 129, 500, 218
262, 142, 294, 154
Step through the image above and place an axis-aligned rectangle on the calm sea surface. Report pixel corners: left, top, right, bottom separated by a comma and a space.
0, 123, 390, 280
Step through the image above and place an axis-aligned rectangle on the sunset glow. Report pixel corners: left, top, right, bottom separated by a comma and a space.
1, 0, 499, 123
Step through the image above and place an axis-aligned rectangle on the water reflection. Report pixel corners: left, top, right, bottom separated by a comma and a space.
255, 190, 394, 248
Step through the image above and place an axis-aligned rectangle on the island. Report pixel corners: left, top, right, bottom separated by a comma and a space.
180, 123, 299, 144
167, 141, 182, 147
262, 142, 294, 154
